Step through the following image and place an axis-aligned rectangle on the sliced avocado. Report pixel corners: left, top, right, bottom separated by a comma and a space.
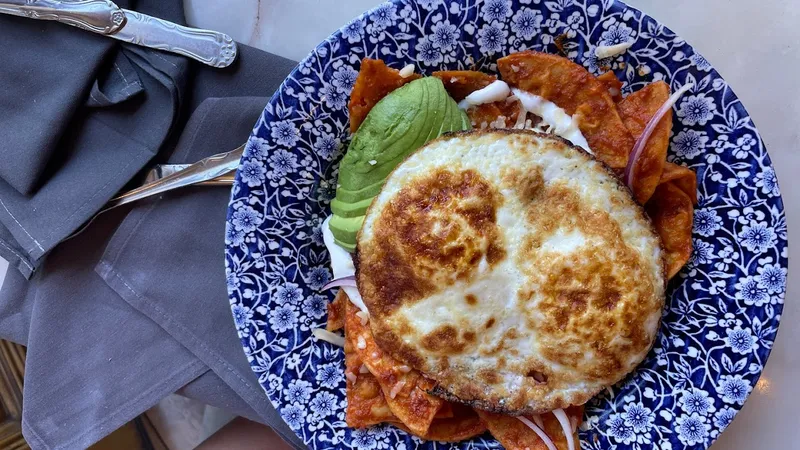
329, 77, 471, 252
460, 108, 470, 130
330, 196, 374, 218
333, 238, 356, 252
334, 179, 384, 204
329, 215, 364, 249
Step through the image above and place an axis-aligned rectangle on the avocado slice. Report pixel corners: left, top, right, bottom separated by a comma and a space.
329, 215, 364, 250
334, 179, 384, 204
329, 77, 471, 252
330, 196, 374, 218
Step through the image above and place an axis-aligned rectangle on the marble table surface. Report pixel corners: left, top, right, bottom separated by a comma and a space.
1, 0, 796, 448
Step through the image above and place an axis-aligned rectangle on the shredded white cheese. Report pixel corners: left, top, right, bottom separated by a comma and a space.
346, 371, 357, 383
368, 159, 377, 166
458, 80, 511, 110
399, 64, 416, 78
595, 40, 634, 59
398, 365, 411, 373
356, 310, 370, 325
312, 328, 345, 347
489, 116, 507, 129
511, 88, 592, 152
356, 336, 367, 350
359, 364, 370, 374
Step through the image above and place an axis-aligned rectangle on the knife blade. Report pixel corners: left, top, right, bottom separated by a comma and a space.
145, 164, 235, 185
106, 143, 245, 209
64, 144, 244, 242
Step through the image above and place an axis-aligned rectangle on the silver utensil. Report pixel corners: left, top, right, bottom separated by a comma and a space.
106, 144, 244, 210
145, 164, 235, 186
112, 9, 237, 68
63, 144, 244, 241
0, 0, 125, 34
0, 0, 237, 68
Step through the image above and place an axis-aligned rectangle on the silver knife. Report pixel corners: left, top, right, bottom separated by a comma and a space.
64, 144, 244, 241
0, 0, 237, 68
106, 144, 244, 209
0, 0, 125, 34
145, 164, 235, 185
112, 9, 237, 68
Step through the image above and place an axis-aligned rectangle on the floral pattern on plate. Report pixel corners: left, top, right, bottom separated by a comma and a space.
224, 1, 787, 448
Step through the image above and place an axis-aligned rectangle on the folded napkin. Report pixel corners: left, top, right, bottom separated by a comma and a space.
97, 96, 305, 450
0, 6, 304, 446
0, 0, 188, 277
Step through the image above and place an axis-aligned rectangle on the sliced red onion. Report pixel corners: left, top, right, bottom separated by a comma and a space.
517, 416, 557, 450
320, 275, 357, 291
532, 414, 545, 429
553, 408, 576, 450
389, 379, 407, 399
623, 82, 695, 193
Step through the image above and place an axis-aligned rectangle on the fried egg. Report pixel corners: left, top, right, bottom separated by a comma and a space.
356, 130, 666, 415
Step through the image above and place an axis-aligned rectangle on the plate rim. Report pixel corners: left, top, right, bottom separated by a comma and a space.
224, 1, 788, 448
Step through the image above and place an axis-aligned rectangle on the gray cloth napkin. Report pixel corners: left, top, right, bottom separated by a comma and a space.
0, 1, 127, 196
1, 212, 208, 449
0, 0, 188, 278
96, 96, 305, 449
0, 36, 304, 449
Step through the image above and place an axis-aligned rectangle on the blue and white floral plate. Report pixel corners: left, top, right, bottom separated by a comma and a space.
224, 1, 787, 448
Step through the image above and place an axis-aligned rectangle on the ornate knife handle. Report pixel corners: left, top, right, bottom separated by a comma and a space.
114, 9, 237, 68
0, 0, 125, 34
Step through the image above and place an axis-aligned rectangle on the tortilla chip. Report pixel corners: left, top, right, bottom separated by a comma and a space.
435, 402, 455, 419
344, 301, 444, 436
597, 71, 623, 103
326, 290, 346, 331
466, 100, 522, 130
497, 51, 634, 170
349, 58, 422, 132
394, 403, 487, 442
432, 70, 497, 101
645, 182, 694, 279
660, 162, 698, 204
345, 332, 397, 428
477, 406, 584, 450
618, 81, 672, 204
